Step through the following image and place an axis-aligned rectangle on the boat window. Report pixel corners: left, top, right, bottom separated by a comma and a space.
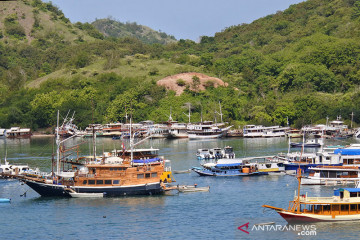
113, 180, 120, 184
137, 174, 144, 179
110, 168, 113, 171
350, 192, 358, 198
152, 172, 157, 178
145, 173, 151, 178
105, 180, 111, 184
341, 205, 349, 211
351, 204, 357, 210
88, 180, 95, 185
96, 180, 103, 185
113, 168, 117, 171
82, 180, 87, 184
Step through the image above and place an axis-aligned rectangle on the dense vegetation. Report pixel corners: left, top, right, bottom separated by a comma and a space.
91, 18, 177, 45
1, 0, 360, 131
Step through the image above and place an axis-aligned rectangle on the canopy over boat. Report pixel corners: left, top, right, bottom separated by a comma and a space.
216, 163, 243, 167
334, 188, 360, 196
334, 149, 360, 155
132, 157, 161, 163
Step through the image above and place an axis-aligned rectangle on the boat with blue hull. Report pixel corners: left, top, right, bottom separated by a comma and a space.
192, 160, 259, 176
25, 180, 163, 197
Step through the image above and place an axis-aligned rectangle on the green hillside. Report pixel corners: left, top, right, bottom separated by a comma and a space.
1, 0, 360, 130
92, 18, 177, 44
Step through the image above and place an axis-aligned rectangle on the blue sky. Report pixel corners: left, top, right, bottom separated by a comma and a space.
46, 0, 305, 41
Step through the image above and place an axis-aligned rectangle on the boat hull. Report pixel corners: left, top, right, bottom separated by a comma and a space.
301, 177, 359, 185
278, 210, 360, 223
284, 163, 342, 172
192, 168, 258, 177
24, 180, 164, 197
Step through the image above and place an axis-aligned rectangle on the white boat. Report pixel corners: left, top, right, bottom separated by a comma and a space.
222, 146, 235, 159
196, 146, 235, 160
0, 156, 35, 178
6, 127, 32, 138
187, 122, 231, 140
68, 191, 104, 198
173, 169, 191, 174
196, 149, 212, 159
256, 162, 285, 175
168, 123, 189, 138
302, 166, 360, 185
262, 127, 288, 138
0, 129, 6, 138
177, 185, 210, 192
243, 125, 289, 138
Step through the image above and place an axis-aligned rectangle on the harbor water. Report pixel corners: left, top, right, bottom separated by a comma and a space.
1, 136, 360, 239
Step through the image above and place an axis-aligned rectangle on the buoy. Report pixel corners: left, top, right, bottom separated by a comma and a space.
0, 198, 11, 203
103, 216, 106, 218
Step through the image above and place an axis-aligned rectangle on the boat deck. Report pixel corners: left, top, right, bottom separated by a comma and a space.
298, 196, 360, 204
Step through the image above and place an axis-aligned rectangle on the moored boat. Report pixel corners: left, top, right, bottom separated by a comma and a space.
263, 170, 360, 222
192, 159, 259, 177
19, 112, 174, 197
302, 166, 360, 185
177, 185, 210, 192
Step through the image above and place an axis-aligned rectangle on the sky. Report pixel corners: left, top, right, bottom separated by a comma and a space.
46, 0, 305, 41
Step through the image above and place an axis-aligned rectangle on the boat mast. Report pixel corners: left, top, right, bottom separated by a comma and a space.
183, 104, 191, 123
56, 110, 60, 176
92, 125, 96, 161
293, 134, 305, 213
215, 101, 223, 123
130, 117, 134, 166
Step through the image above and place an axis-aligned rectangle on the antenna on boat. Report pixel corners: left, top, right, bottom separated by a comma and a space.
351, 112, 354, 129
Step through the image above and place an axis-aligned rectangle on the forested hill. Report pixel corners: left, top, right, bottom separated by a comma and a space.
1, 0, 360, 131
92, 18, 177, 44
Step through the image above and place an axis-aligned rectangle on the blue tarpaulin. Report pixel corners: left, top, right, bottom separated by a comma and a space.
216, 163, 242, 167
333, 149, 360, 155
133, 158, 161, 163
334, 188, 360, 196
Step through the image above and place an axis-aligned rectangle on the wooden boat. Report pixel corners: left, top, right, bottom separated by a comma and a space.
263, 168, 360, 223
177, 185, 210, 192
19, 113, 175, 197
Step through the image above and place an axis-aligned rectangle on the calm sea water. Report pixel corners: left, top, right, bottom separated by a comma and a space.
1, 136, 360, 240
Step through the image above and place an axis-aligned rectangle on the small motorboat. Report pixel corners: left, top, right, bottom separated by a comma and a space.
290, 139, 323, 148
0, 198, 11, 203
177, 185, 210, 193
69, 192, 104, 198
65, 188, 104, 198
173, 169, 191, 174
